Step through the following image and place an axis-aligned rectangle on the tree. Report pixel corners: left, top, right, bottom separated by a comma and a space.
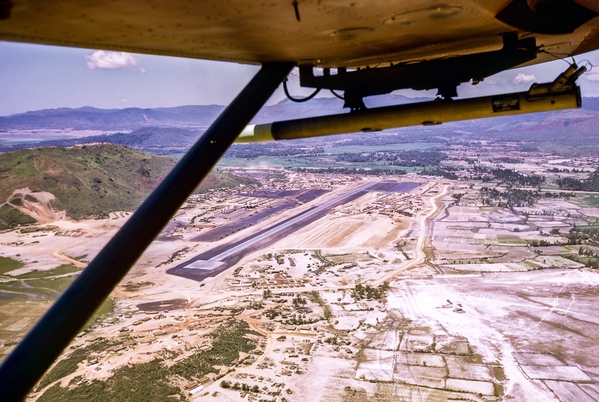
452, 193, 464, 204
325, 336, 338, 345
292, 296, 307, 307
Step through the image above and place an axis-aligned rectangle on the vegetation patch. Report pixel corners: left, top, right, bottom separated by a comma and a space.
38, 320, 259, 401
351, 282, 390, 301
0, 256, 24, 275
0, 204, 37, 230
496, 235, 527, 245
87, 298, 115, 328
9, 197, 23, 207
570, 246, 599, 268
583, 195, 599, 206
39, 358, 183, 401
36, 348, 89, 391
419, 168, 457, 180
293, 167, 408, 176
0, 144, 178, 220
16, 264, 79, 279
556, 168, 599, 192
306, 290, 332, 319
19, 225, 58, 234
566, 226, 599, 247
194, 171, 259, 194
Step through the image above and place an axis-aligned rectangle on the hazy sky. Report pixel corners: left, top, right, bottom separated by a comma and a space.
2, 41, 599, 117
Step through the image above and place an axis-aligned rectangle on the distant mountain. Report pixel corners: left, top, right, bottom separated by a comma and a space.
0, 94, 429, 131
2, 95, 599, 156
2, 127, 205, 154
2, 94, 598, 130
253, 94, 431, 122
0, 105, 225, 130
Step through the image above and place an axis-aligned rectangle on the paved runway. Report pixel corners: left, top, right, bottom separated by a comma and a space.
167, 181, 420, 282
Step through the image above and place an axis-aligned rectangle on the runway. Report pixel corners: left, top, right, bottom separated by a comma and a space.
167, 181, 420, 282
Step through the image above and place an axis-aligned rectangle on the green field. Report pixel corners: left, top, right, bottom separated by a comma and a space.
0, 256, 24, 275
584, 195, 599, 207
0, 264, 113, 362
323, 142, 440, 154
15, 264, 79, 279
218, 157, 425, 171
497, 235, 527, 245
217, 142, 440, 169
0, 276, 74, 299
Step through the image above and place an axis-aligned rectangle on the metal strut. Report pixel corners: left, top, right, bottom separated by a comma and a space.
0, 62, 294, 401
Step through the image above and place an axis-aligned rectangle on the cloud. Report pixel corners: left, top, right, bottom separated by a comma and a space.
513, 73, 536, 83
585, 67, 599, 81
86, 50, 137, 70
140, 68, 146, 74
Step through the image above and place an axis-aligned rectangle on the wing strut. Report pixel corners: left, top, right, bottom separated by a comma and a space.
0, 62, 294, 401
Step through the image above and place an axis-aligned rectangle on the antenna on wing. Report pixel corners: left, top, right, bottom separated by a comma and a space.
283, 76, 321, 102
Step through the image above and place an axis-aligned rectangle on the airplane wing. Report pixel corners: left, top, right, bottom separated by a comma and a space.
1, 0, 598, 68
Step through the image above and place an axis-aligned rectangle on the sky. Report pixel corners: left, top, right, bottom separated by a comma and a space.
2, 41, 599, 117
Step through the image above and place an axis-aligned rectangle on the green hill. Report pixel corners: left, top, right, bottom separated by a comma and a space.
0, 144, 257, 228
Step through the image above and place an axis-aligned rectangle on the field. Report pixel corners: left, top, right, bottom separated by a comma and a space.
0, 138, 598, 401
0, 260, 113, 360
217, 142, 441, 170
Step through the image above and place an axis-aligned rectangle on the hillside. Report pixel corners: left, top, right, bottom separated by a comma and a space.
0, 144, 257, 229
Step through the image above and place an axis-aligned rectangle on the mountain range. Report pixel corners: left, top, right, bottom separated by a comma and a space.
1, 95, 599, 155
0, 94, 439, 131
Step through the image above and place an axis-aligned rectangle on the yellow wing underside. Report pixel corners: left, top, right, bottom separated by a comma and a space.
1, 0, 599, 68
